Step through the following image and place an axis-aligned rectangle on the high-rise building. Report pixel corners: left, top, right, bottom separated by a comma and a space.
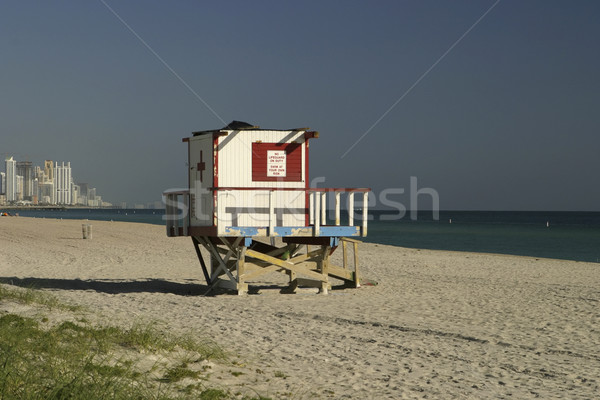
55, 161, 72, 205
87, 187, 96, 206
32, 178, 39, 204
5, 157, 17, 202
39, 181, 55, 204
77, 182, 88, 205
44, 160, 54, 182
0, 172, 5, 195
16, 175, 24, 201
16, 161, 33, 201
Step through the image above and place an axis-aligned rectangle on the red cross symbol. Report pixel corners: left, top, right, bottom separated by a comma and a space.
197, 150, 206, 182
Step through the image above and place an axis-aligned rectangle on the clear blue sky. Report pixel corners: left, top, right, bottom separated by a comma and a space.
1, 1, 599, 210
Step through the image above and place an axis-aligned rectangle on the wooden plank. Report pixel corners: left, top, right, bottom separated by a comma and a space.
202, 238, 236, 282
245, 249, 327, 282
327, 263, 355, 282
353, 240, 360, 287
237, 246, 247, 295
247, 259, 319, 273
287, 249, 323, 264
191, 236, 211, 284
241, 265, 281, 281
319, 246, 331, 294
342, 240, 348, 270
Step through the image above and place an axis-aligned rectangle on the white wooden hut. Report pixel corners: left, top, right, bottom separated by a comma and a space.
164, 121, 370, 294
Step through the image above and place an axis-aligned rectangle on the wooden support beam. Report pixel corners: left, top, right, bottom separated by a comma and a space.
241, 265, 281, 281
287, 249, 323, 264
326, 263, 355, 282
191, 236, 211, 285
353, 240, 360, 287
342, 240, 348, 270
237, 246, 248, 295
191, 234, 363, 294
200, 237, 237, 283
318, 245, 331, 294
245, 249, 328, 282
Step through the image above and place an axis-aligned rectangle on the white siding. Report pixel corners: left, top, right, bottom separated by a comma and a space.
189, 130, 309, 230
189, 136, 214, 226
217, 130, 306, 189
216, 189, 306, 230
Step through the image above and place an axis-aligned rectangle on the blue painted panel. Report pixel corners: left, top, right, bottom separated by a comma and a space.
223, 227, 259, 236
318, 226, 360, 237
223, 225, 360, 238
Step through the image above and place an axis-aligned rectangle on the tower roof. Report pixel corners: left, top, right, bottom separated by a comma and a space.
192, 121, 309, 136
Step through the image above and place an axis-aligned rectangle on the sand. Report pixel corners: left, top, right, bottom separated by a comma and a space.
1, 216, 599, 399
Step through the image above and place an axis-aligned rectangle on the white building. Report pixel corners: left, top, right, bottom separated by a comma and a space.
16, 175, 24, 201
72, 184, 80, 205
55, 161, 72, 205
32, 178, 39, 204
5, 157, 17, 202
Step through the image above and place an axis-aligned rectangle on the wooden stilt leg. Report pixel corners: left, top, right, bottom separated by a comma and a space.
192, 236, 211, 285
342, 240, 348, 270
237, 246, 248, 295
286, 269, 298, 293
318, 245, 331, 295
353, 241, 360, 288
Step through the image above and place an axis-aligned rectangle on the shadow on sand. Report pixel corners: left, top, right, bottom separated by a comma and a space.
0, 277, 355, 296
0, 277, 210, 296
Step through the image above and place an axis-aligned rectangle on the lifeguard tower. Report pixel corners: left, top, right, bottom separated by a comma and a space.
164, 121, 370, 295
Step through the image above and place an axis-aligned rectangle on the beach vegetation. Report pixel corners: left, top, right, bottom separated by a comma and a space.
274, 370, 288, 379
0, 283, 80, 311
0, 300, 268, 399
161, 362, 202, 383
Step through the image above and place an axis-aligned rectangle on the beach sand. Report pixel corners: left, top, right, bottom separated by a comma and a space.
1, 217, 599, 399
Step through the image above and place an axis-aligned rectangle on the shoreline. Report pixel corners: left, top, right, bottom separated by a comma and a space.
1, 217, 599, 398
4, 213, 599, 264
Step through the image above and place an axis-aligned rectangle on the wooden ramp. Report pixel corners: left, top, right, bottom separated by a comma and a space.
192, 236, 362, 295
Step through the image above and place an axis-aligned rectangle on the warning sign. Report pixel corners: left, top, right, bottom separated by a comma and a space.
267, 150, 286, 177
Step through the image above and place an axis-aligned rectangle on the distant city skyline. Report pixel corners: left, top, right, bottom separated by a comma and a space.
1, 156, 112, 207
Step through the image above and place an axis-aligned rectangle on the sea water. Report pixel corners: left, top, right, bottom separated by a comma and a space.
11, 208, 600, 263
366, 211, 600, 263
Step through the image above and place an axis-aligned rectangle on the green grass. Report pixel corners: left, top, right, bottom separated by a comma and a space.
0, 313, 231, 399
0, 284, 81, 311
161, 363, 202, 383
0, 284, 268, 400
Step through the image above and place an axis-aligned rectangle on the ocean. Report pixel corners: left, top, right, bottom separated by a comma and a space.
9, 208, 600, 263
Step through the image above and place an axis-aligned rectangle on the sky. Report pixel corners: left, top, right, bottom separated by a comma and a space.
1, 0, 599, 210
